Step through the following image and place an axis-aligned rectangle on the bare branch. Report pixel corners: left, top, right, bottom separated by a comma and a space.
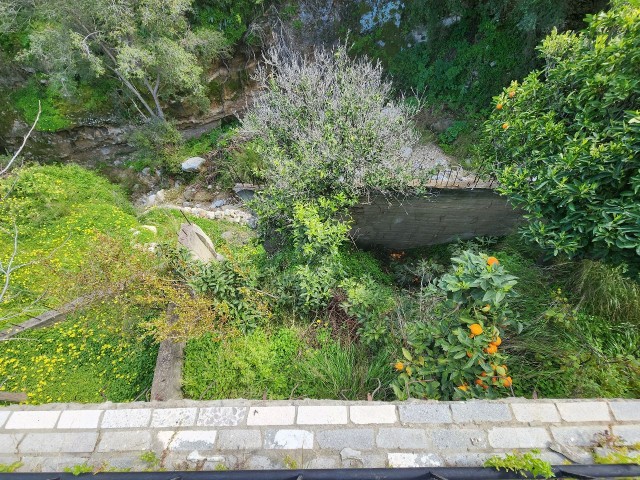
0, 101, 40, 177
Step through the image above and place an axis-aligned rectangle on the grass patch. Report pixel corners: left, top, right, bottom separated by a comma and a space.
0, 303, 158, 404
183, 325, 396, 401
0, 165, 146, 327
12, 81, 72, 131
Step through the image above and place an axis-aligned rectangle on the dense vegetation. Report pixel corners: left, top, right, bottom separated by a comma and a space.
1, 0, 639, 406
482, 3, 639, 266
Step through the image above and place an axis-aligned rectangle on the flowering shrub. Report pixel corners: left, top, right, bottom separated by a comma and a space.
392, 251, 519, 400
0, 305, 157, 404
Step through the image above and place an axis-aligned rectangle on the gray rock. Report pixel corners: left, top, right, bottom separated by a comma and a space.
178, 223, 224, 263
212, 199, 226, 208
181, 156, 206, 172
340, 448, 363, 462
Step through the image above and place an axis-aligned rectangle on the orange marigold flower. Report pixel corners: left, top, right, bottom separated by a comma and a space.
496, 103, 503, 110
458, 384, 469, 392
486, 344, 498, 355
394, 361, 405, 371
503, 376, 513, 387
501, 122, 509, 130
487, 256, 499, 266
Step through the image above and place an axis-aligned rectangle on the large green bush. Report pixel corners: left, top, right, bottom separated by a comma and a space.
482, 1, 640, 266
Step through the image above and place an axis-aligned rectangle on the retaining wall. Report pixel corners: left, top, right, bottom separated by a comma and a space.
1, 399, 638, 472
350, 190, 522, 250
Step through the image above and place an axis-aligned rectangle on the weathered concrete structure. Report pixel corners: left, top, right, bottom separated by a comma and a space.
351, 189, 522, 249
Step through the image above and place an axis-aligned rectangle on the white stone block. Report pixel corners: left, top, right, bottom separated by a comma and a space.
247, 406, 295, 426
297, 406, 347, 425
265, 429, 314, 449
150, 408, 197, 428
350, 405, 397, 424
5, 411, 60, 430
488, 427, 551, 448
101, 409, 152, 429
511, 403, 560, 423
57, 410, 103, 429
388, 453, 444, 468
556, 402, 610, 422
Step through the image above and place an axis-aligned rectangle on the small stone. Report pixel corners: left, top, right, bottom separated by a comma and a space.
181, 156, 206, 172
212, 199, 226, 208
140, 225, 157, 235
340, 448, 363, 462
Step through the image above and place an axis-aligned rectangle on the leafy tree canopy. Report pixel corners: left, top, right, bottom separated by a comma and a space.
1, 0, 229, 120
481, 0, 640, 267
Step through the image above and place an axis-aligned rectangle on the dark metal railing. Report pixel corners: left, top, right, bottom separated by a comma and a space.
4, 465, 640, 480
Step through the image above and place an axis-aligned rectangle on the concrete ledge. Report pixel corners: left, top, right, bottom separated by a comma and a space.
0, 399, 638, 472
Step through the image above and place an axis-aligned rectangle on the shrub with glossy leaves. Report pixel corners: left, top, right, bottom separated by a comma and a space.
392, 251, 519, 400
481, 1, 640, 266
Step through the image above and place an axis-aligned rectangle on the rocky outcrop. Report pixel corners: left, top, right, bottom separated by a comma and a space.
1, 52, 260, 166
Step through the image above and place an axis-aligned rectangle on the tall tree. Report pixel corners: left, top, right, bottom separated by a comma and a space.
2, 0, 229, 120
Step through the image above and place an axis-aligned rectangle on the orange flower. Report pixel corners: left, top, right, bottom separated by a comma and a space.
508, 90, 516, 98
475, 378, 484, 386
502, 376, 513, 387
501, 122, 509, 130
487, 256, 499, 266
486, 344, 498, 355
492, 337, 502, 346
469, 324, 483, 336
458, 384, 469, 392
394, 361, 404, 371
496, 103, 503, 110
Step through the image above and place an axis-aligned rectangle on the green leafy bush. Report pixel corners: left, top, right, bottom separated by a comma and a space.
392, 251, 519, 400
482, 1, 640, 266
183, 327, 302, 399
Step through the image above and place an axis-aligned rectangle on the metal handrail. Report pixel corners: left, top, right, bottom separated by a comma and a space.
3, 464, 640, 480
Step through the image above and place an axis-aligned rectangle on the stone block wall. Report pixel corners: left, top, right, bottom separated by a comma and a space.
0, 399, 638, 472
350, 189, 522, 249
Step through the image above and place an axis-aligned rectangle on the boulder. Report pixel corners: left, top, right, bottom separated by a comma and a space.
178, 223, 224, 263
181, 156, 206, 172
